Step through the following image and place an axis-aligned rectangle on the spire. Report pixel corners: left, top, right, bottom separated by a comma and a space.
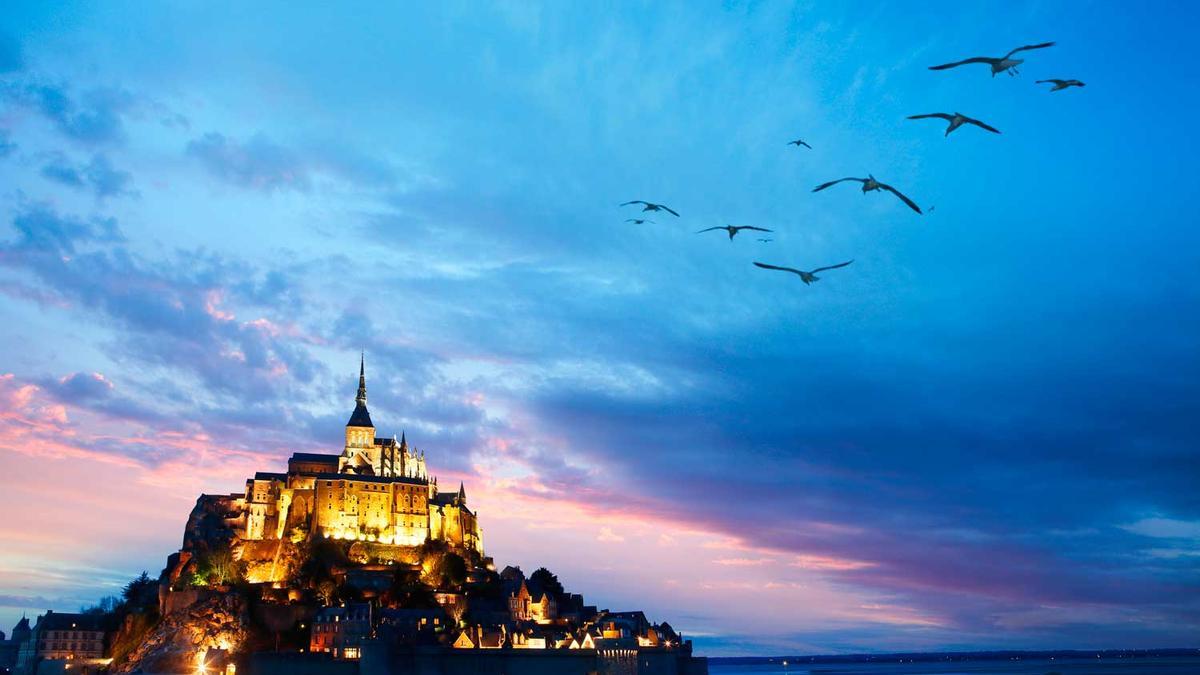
345, 354, 374, 428
357, 352, 367, 406
400, 430, 407, 450
456, 481, 467, 504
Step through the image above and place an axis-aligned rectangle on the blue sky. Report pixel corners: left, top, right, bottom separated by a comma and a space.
0, 0, 1197, 656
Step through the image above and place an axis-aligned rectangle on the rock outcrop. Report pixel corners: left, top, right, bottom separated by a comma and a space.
114, 592, 248, 674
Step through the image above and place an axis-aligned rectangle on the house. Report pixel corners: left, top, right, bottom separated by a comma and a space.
308, 604, 372, 659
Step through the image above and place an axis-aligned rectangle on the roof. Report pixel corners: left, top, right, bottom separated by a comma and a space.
253, 472, 287, 481
37, 612, 106, 632
290, 452, 340, 463
312, 472, 427, 486
346, 402, 374, 428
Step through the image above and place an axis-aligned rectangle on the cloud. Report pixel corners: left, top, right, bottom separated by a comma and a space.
184, 132, 403, 194
3, 82, 134, 145
0, 130, 15, 158
1121, 517, 1200, 540
0, 33, 21, 74
39, 152, 138, 201
186, 132, 312, 193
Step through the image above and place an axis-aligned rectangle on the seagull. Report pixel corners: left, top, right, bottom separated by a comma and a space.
697, 225, 773, 240
1036, 78, 1085, 91
907, 112, 1000, 136
754, 260, 854, 285
812, 175, 922, 214
929, 42, 1055, 77
787, 139, 812, 149
625, 218, 656, 225
757, 238, 773, 243
620, 200, 680, 217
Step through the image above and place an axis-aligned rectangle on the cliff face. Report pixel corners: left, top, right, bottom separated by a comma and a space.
114, 593, 248, 674
182, 495, 242, 553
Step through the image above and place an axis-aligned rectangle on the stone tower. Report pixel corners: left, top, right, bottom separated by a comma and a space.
340, 355, 379, 474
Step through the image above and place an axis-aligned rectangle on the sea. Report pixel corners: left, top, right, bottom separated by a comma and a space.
707, 654, 1200, 675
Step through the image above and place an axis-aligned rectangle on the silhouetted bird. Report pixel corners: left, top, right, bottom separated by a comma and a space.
620, 200, 680, 217
754, 260, 854, 285
625, 218, 656, 225
1037, 78, 1085, 91
788, 139, 812, 149
929, 42, 1055, 77
697, 225, 773, 240
757, 238, 773, 243
812, 175, 922, 214
907, 112, 1000, 136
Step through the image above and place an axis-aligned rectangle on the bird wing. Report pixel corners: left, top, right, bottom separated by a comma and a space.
659, 204, 680, 217
797, 140, 811, 148
813, 177, 863, 192
695, 227, 723, 234
810, 260, 854, 274
928, 56, 995, 70
738, 226, 773, 233
907, 113, 953, 121
880, 184, 923, 214
620, 200, 648, 207
1036, 79, 1064, 85
1006, 42, 1056, 58
753, 262, 803, 276
965, 116, 1001, 134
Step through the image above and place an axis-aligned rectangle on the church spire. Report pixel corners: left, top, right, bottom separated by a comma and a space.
456, 481, 467, 505
357, 352, 367, 407
345, 353, 374, 429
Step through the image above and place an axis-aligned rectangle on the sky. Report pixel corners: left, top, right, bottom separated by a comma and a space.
0, 0, 1198, 657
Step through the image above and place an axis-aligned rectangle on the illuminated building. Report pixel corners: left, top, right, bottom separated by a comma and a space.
209, 358, 483, 557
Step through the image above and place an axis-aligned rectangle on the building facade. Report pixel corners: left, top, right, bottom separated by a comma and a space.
218, 359, 483, 554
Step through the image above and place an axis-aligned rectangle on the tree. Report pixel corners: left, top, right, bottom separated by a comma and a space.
317, 580, 337, 606
122, 571, 158, 613
530, 567, 564, 596
439, 553, 468, 588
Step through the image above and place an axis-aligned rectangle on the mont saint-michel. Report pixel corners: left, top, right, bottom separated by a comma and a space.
0, 363, 705, 675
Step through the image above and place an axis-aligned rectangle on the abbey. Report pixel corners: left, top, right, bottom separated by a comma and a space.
235, 358, 482, 553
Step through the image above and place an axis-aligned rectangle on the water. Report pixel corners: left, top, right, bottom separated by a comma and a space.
708, 655, 1200, 675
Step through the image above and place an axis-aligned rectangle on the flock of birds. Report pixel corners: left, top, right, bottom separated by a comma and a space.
620, 40, 1084, 286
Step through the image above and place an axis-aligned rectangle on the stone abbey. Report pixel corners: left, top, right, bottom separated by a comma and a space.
230, 358, 483, 553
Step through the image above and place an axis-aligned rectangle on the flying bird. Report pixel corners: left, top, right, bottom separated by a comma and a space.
787, 139, 812, 149
620, 200, 680, 217
754, 260, 854, 285
812, 175, 922, 214
1037, 78, 1086, 91
697, 225, 773, 240
757, 238, 773, 243
625, 218, 656, 225
929, 41, 1055, 76
907, 112, 1001, 136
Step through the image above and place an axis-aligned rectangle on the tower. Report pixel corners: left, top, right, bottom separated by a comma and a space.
340, 354, 379, 474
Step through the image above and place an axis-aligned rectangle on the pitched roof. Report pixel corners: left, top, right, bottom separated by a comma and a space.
346, 402, 374, 428
37, 612, 106, 632
290, 452, 339, 463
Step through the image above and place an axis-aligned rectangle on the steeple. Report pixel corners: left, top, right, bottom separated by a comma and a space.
346, 354, 374, 429
356, 352, 367, 406
456, 481, 467, 505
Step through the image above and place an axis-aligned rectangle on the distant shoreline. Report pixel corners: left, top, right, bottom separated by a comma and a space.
707, 647, 1200, 665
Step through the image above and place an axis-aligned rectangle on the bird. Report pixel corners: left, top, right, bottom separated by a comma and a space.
620, 200, 680, 217
907, 112, 1000, 136
754, 260, 854, 285
1036, 78, 1085, 91
624, 218, 656, 225
812, 175, 922, 214
787, 139, 812, 149
697, 225, 773, 240
928, 42, 1055, 77
757, 238, 773, 243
